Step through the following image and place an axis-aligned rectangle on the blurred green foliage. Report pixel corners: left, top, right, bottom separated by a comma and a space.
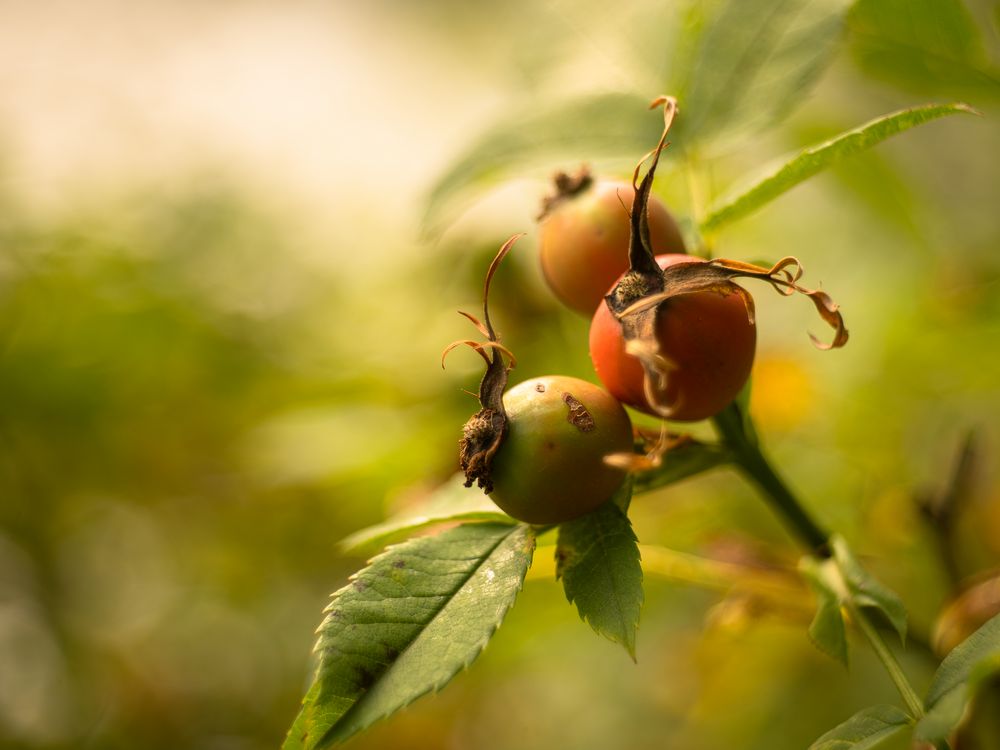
1, 0, 999, 748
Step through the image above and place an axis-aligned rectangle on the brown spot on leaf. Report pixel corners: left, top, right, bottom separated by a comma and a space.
562, 393, 595, 432
354, 665, 377, 691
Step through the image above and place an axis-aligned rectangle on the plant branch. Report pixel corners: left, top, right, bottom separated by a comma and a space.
712, 405, 830, 556
713, 404, 935, 713
848, 602, 925, 719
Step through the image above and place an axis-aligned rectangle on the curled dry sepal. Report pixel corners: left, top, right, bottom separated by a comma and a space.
536, 166, 593, 221
441, 234, 523, 493
606, 97, 848, 425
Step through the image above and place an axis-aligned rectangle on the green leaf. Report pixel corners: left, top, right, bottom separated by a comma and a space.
701, 103, 977, 233
423, 91, 657, 233
914, 613, 1000, 744
800, 556, 849, 666
631, 438, 732, 494
284, 523, 536, 749
556, 501, 643, 660
340, 473, 513, 554
672, 0, 853, 149
926, 612, 1000, 706
832, 536, 908, 645
848, 0, 1000, 98
610, 475, 634, 514
808, 704, 913, 750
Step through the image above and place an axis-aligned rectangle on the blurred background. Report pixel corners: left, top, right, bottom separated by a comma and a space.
1, 0, 999, 748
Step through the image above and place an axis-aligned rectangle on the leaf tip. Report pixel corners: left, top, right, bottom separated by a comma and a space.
955, 102, 982, 117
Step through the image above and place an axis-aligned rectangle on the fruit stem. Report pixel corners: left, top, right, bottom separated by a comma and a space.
712, 405, 830, 557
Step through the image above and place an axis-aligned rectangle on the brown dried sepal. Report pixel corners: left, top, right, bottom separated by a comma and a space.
459, 408, 507, 493
611, 254, 849, 422
442, 234, 523, 493
605, 95, 849, 421
536, 166, 593, 221
604, 424, 694, 472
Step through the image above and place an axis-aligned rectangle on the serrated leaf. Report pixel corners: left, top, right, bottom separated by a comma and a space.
556, 502, 643, 660
284, 523, 536, 749
832, 536, 908, 645
701, 103, 977, 233
631, 439, 732, 494
671, 0, 853, 149
849, 0, 1000, 99
423, 91, 657, 233
808, 704, 913, 750
340, 473, 513, 554
801, 556, 849, 666
914, 613, 1000, 744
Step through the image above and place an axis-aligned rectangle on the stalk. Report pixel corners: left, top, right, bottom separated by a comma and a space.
713, 404, 928, 716
712, 406, 829, 556
848, 602, 925, 718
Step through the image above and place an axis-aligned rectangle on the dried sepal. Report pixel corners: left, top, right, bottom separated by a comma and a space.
604, 423, 692, 473
448, 234, 523, 493
537, 166, 593, 221
441, 340, 518, 370
604, 96, 848, 422
619, 257, 848, 350
456, 310, 490, 338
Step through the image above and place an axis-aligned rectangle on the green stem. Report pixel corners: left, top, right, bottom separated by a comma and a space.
712, 406, 830, 556
848, 603, 925, 719
714, 404, 929, 714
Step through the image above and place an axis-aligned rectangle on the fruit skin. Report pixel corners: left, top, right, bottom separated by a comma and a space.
539, 179, 686, 315
589, 254, 756, 422
488, 376, 633, 524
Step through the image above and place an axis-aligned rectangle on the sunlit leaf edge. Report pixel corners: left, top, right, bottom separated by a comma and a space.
914, 613, 1000, 743
556, 500, 643, 659
285, 522, 536, 749
422, 91, 659, 234
808, 703, 913, 750
701, 102, 977, 233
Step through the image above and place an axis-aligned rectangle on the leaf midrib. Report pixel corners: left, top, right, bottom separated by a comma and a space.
318, 525, 521, 746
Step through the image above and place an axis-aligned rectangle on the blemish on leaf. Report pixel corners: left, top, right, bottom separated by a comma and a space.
555, 544, 578, 579
562, 393, 596, 432
354, 665, 377, 691
353, 580, 368, 592
392, 560, 406, 569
